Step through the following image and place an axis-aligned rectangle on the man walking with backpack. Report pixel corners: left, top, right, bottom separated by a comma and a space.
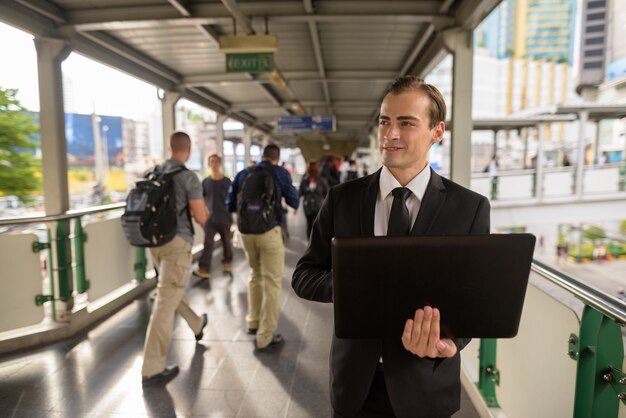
227, 144, 299, 351
140, 131, 209, 384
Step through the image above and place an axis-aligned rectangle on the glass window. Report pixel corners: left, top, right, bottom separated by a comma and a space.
223, 140, 234, 156
235, 143, 245, 156
587, 0, 606, 8
586, 36, 604, 45
584, 49, 603, 57
62, 53, 161, 209
0, 23, 42, 217
584, 61, 603, 69
586, 25, 604, 33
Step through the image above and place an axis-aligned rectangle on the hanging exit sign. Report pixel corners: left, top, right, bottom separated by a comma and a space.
226, 53, 274, 73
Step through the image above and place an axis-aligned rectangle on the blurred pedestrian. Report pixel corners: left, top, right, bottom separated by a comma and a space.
194, 154, 233, 279
299, 161, 329, 237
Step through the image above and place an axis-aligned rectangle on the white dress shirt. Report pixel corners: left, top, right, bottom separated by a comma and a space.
375, 164, 430, 364
374, 165, 431, 236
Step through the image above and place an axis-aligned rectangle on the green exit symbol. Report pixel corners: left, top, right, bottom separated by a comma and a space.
226, 53, 274, 73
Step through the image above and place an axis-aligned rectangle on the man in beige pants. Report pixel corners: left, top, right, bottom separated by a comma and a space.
227, 144, 299, 350
141, 131, 209, 384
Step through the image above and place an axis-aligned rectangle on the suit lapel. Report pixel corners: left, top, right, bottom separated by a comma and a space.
360, 169, 380, 237
411, 168, 446, 235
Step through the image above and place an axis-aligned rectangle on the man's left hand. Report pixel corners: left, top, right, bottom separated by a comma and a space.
401, 306, 457, 358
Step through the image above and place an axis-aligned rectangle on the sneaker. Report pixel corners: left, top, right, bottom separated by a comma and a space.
142, 365, 179, 385
256, 334, 283, 351
223, 263, 232, 273
195, 313, 208, 341
247, 328, 258, 335
193, 268, 210, 279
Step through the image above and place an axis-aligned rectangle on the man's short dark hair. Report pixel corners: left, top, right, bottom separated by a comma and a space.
383, 76, 446, 128
170, 131, 191, 152
208, 154, 222, 163
263, 144, 280, 161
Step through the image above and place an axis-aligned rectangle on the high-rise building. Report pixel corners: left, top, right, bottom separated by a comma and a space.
577, 0, 609, 89
605, 0, 626, 83
475, 0, 515, 59
517, 0, 577, 63
476, 0, 577, 63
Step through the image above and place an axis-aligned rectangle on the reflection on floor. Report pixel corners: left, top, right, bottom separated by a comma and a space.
0, 213, 480, 417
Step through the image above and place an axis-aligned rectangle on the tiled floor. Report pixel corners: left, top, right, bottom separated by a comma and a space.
0, 213, 480, 417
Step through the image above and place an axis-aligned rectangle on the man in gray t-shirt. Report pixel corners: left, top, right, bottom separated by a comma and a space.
194, 154, 233, 278
142, 132, 209, 385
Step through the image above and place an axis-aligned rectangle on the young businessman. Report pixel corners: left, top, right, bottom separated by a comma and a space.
292, 76, 490, 418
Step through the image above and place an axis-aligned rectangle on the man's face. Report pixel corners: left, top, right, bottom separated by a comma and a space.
208, 157, 221, 172
378, 91, 444, 176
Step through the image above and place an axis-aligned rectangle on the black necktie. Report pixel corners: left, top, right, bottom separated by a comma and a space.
387, 187, 412, 236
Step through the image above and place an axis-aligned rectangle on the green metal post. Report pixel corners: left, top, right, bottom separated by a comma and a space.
47, 227, 56, 320
532, 172, 537, 197
73, 217, 90, 294
619, 162, 625, 192
573, 306, 624, 418
477, 338, 500, 407
134, 247, 147, 282
55, 220, 73, 301
490, 176, 499, 201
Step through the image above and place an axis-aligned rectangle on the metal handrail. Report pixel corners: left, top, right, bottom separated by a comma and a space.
0, 202, 126, 226
531, 259, 626, 324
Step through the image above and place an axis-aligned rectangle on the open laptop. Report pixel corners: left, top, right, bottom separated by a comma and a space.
331, 234, 535, 339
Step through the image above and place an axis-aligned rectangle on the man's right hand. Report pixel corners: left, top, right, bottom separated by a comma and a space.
401, 306, 457, 359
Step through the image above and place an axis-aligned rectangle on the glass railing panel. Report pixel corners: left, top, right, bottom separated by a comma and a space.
494, 282, 580, 418
83, 218, 138, 302
497, 172, 534, 200
583, 164, 621, 194
461, 338, 481, 382
543, 168, 575, 197
0, 233, 46, 332
470, 176, 491, 198
193, 220, 206, 248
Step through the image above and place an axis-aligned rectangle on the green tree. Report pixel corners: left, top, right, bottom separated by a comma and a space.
0, 87, 41, 201
582, 225, 606, 241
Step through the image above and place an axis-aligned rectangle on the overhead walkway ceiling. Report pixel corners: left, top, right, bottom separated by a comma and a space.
3, 0, 500, 146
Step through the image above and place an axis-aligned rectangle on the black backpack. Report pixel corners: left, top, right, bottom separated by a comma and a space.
345, 170, 358, 182
237, 165, 280, 234
302, 179, 324, 217
121, 165, 187, 247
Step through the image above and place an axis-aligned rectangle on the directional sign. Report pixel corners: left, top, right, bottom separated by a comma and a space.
226, 53, 274, 73
276, 115, 335, 132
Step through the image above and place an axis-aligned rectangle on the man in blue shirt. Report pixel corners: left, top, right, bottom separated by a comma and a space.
227, 144, 299, 350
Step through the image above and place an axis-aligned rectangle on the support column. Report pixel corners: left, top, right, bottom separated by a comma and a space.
34, 37, 74, 319
593, 119, 601, 164
161, 91, 181, 159
215, 114, 227, 157
243, 126, 253, 166
261, 135, 270, 148
443, 29, 473, 187
536, 124, 545, 201
575, 111, 588, 198
369, 131, 380, 173
521, 128, 529, 169
35, 37, 71, 216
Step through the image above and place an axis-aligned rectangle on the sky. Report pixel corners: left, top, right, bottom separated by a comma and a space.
0, 22, 161, 120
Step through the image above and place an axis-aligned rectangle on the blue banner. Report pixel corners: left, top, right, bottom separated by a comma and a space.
276, 115, 335, 132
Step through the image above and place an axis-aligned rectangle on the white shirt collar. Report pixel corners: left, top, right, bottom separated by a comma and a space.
379, 164, 431, 202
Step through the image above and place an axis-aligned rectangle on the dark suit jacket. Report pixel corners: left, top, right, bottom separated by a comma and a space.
292, 168, 490, 418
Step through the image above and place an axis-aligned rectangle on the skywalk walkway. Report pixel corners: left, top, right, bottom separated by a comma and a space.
0, 213, 479, 418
